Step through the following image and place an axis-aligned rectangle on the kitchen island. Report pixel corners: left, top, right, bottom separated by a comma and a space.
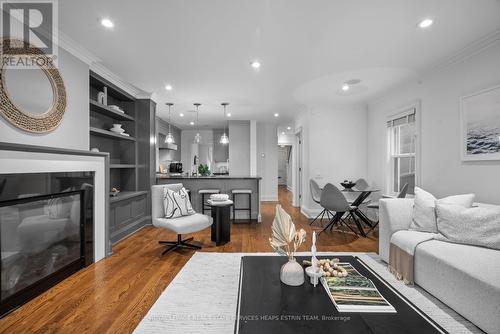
156, 174, 262, 222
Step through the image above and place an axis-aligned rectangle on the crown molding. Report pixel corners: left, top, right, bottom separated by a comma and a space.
57, 31, 100, 65
89, 62, 150, 99
57, 31, 153, 100
430, 28, 500, 72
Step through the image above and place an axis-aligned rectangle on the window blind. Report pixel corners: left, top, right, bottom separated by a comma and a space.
387, 108, 416, 127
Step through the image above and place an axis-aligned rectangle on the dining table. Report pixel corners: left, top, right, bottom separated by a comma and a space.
342, 186, 380, 237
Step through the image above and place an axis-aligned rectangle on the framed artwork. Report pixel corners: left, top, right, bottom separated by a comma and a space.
461, 85, 500, 161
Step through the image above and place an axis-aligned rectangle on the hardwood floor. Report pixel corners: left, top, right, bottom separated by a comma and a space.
0, 186, 378, 333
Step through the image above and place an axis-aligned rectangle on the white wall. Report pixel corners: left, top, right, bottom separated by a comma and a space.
278, 133, 295, 145
367, 41, 500, 205
295, 105, 368, 216
256, 122, 278, 201
228, 121, 250, 175
0, 48, 89, 150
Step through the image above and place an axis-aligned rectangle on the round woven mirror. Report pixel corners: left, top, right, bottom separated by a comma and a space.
0, 39, 67, 133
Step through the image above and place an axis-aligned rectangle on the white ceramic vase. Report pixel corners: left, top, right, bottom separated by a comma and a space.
280, 258, 304, 286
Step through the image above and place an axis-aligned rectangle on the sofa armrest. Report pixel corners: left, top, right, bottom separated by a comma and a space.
378, 198, 414, 262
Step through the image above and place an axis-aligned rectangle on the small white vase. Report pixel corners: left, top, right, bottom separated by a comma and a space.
280, 258, 304, 286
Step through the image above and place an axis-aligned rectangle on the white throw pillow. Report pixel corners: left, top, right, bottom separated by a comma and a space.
163, 187, 195, 218
409, 187, 475, 233
436, 203, 500, 250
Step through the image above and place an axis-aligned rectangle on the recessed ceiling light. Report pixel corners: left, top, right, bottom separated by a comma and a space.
101, 18, 114, 28
287, 126, 291, 130
226, 113, 231, 117
165, 84, 173, 91
179, 113, 184, 117
342, 84, 350, 91
274, 113, 279, 117
281, 131, 285, 135
418, 18, 433, 29
189, 121, 194, 126
250, 61, 261, 69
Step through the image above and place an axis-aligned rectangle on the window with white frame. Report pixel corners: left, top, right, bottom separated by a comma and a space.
387, 109, 416, 195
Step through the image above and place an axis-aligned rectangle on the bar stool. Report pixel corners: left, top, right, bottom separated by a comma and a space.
199, 189, 220, 215
232, 189, 252, 221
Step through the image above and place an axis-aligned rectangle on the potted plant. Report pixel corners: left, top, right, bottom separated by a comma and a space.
197, 164, 211, 176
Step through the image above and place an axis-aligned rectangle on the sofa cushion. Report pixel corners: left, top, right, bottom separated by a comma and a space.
153, 213, 212, 235
410, 187, 475, 233
436, 203, 500, 250
414, 240, 500, 334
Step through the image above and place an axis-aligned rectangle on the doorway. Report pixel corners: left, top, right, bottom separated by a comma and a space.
277, 145, 292, 189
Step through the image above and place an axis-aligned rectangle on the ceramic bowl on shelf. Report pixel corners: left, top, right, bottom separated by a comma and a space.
108, 105, 125, 113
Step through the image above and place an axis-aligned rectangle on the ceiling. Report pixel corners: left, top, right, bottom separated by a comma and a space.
59, 0, 500, 129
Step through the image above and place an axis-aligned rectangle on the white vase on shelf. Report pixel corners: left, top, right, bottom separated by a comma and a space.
110, 124, 125, 134
280, 258, 304, 286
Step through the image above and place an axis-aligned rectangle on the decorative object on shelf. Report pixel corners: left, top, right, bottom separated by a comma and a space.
90, 148, 100, 152
97, 86, 108, 105
194, 103, 201, 143
110, 124, 125, 134
198, 163, 211, 176
103, 87, 108, 105
220, 102, 229, 145
210, 193, 229, 202
108, 104, 124, 113
110, 187, 120, 197
461, 84, 500, 161
165, 102, 175, 144
341, 180, 356, 189
0, 38, 67, 133
97, 92, 105, 105
305, 231, 323, 287
269, 204, 307, 286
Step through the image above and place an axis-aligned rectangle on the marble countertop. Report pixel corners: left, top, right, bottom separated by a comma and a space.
156, 174, 262, 180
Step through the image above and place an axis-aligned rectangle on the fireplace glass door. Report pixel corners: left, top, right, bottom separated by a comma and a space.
0, 190, 85, 314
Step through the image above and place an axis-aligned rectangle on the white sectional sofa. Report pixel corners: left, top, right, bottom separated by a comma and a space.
379, 198, 500, 334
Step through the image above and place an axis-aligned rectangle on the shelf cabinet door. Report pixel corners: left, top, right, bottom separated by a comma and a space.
109, 193, 148, 243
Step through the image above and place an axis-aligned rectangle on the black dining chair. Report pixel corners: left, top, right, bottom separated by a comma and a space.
318, 183, 362, 236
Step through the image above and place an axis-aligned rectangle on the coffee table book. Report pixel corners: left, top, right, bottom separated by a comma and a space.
320, 263, 396, 313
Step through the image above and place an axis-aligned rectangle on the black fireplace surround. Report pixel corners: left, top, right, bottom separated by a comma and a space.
0, 172, 94, 317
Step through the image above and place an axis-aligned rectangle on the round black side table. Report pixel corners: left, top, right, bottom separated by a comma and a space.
207, 199, 233, 246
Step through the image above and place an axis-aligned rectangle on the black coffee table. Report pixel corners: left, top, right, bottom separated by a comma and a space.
235, 256, 446, 334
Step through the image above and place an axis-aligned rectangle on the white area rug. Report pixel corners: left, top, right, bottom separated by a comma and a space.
134, 252, 482, 334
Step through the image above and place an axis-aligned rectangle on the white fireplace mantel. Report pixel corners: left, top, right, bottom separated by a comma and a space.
0, 143, 110, 262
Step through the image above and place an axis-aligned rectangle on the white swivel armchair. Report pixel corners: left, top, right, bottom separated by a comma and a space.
152, 183, 212, 255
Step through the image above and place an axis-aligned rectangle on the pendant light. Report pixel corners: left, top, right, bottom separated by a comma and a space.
165, 103, 175, 144
194, 103, 201, 143
219, 102, 229, 145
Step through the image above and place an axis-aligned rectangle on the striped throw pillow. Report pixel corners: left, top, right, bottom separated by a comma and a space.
163, 187, 195, 218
